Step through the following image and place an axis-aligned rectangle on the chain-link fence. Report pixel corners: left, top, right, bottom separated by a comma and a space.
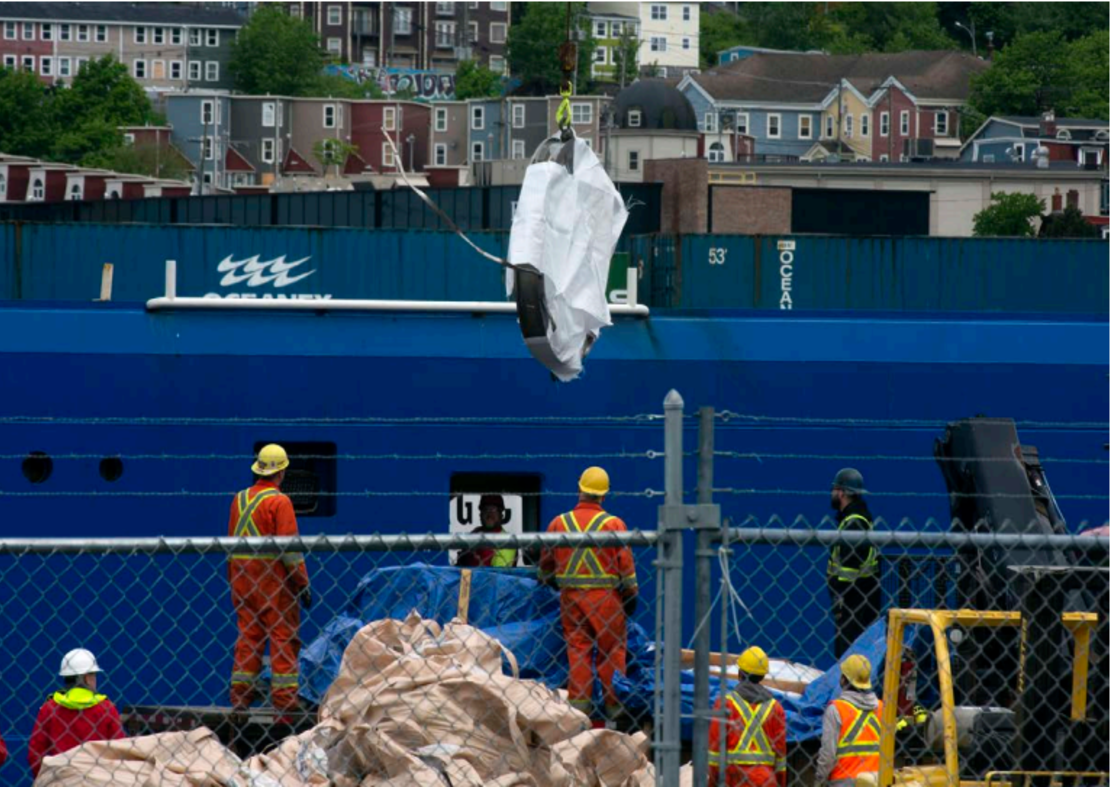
0, 393, 1107, 787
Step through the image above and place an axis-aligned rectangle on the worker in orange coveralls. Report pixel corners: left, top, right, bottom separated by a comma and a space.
539, 466, 638, 727
708, 646, 787, 787
228, 443, 311, 711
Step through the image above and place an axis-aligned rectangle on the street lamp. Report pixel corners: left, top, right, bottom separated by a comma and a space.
955, 20, 977, 57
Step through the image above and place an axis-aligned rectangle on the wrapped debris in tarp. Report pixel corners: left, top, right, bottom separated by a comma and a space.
507, 132, 629, 381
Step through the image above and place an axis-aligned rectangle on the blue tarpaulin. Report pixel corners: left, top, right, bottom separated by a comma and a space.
299, 566, 902, 743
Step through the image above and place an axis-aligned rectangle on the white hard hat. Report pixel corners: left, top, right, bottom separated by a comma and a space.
59, 648, 102, 677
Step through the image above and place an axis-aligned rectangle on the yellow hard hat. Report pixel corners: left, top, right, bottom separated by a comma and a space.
736, 646, 769, 677
578, 466, 610, 496
252, 444, 289, 476
841, 654, 872, 690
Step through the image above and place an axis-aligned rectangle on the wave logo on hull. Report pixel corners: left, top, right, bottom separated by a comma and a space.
217, 254, 316, 287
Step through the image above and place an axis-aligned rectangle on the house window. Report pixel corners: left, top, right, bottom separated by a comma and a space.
21, 55, 34, 73
40, 56, 52, 76
571, 103, 593, 124
595, 21, 606, 37
434, 107, 448, 132
262, 138, 275, 163
650, 37, 666, 52
206, 29, 219, 46
471, 141, 484, 161
471, 104, 484, 130
491, 0, 507, 9
490, 22, 506, 44
651, 5, 667, 20
799, 115, 812, 140
134, 26, 146, 43
69, 183, 82, 200
189, 28, 201, 46
394, 8, 412, 35
327, 37, 342, 55
935, 111, 948, 136
203, 137, 214, 160
188, 61, 201, 80
201, 100, 214, 125
98, 24, 108, 42
262, 102, 276, 127
512, 104, 525, 128
41, 24, 53, 40
468, 21, 478, 42
512, 139, 525, 159
152, 27, 163, 44
171, 27, 181, 44
844, 113, 853, 138
860, 114, 869, 136
434, 143, 447, 166
77, 24, 90, 42
0, 173, 5, 196
123, 133, 135, 145
489, 55, 505, 73
290, 4, 301, 16
628, 150, 640, 171
31, 179, 44, 200
58, 57, 71, 77
383, 106, 397, 131
76, 57, 89, 71
879, 154, 889, 162
1057, 129, 1072, 141
767, 113, 781, 139
1012, 143, 1025, 162
382, 143, 396, 167
435, 22, 456, 48
684, 5, 692, 20
170, 60, 183, 80
324, 104, 337, 128
59, 23, 71, 41
328, 5, 342, 25
151, 60, 166, 79
3, 54, 16, 69
736, 112, 749, 135
900, 110, 909, 135
880, 111, 889, 137
205, 61, 219, 81
707, 142, 725, 163
628, 109, 642, 128
683, 38, 691, 50
594, 47, 607, 64
22, 22, 34, 40
436, 1, 455, 14
3, 22, 14, 40
704, 112, 717, 133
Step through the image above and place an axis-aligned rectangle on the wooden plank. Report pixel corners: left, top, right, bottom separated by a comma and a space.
457, 568, 472, 624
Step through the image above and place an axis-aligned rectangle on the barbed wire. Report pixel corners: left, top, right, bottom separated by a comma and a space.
711, 487, 1110, 500
711, 411, 1108, 430
2, 450, 664, 461
0, 414, 665, 426
712, 451, 1108, 465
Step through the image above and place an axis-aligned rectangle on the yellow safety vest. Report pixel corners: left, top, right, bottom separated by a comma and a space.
555, 511, 620, 589
52, 687, 109, 711
229, 488, 302, 566
829, 699, 882, 780
827, 513, 878, 581
708, 693, 779, 769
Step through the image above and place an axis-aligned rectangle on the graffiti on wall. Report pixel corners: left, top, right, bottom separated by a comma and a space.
325, 66, 456, 100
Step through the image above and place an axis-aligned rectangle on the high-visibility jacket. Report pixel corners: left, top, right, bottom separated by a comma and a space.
828, 698, 883, 781
227, 481, 309, 592
827, 507, 878, 582
709, 690, 787, 787
28, 687, 125, 776
538, 502, 637, 592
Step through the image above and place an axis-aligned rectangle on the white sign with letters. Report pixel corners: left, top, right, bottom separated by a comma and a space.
203, 254, 333, 299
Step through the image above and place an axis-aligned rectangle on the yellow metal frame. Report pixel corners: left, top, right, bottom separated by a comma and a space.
985, 772, 1110, 787
878, 609, 1099, 787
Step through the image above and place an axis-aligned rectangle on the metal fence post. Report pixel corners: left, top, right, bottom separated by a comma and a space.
692, 406, 715, 787
656, 389, 685, 787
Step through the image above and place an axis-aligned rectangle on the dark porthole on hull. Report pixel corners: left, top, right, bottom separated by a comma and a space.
99, 457, 124, 482
22, 451, 53, 484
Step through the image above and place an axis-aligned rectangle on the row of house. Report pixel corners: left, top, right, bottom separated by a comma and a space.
679, 50, 990, 163
0, 145, 191, 204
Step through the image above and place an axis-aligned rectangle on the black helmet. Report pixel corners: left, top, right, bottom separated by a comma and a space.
831, 468, 867, 495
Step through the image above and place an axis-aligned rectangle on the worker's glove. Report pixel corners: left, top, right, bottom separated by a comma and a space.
299, 587, 313, 610
622, 593, 638, 618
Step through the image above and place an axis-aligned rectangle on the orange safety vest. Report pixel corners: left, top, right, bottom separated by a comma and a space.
828, 698, 883, 780
555, 511, 621, 589
708, 692, 778, 768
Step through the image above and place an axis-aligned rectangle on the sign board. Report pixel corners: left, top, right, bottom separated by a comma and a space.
607, 252, 635, 305
448, 493, 523, 566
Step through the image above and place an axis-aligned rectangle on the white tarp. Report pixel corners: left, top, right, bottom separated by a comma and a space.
507, 133, 629, 381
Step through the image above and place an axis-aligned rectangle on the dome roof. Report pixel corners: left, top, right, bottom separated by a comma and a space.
613, 79, 698, 131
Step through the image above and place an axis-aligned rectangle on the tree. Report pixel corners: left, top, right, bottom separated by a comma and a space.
89, 142, 192, 181
312, 139, 358, 177
454, 60, 501, 100
307, 72, 384, 99
229, 4, 324, 96
972, 192, 1044, 237
1038, 205, 1100, 239
1068, 31, 1110, 120
611, 26, 641, 86
699, 8, 753, 69
506, 2, 595, 95
831, 2, 953, 52
0, 66, 55, 159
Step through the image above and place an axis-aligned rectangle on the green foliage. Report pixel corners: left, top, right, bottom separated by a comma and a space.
88, 142, 191, 181
0, 66, 56, 159
312, 138, 359, 176
454, 60, 502, 100
229, 4, 324, 96
307, 73, 384, 99
699, 9, 754, 69
1038, 205, 1100, 239
972, 192, 1044, 237
968, 30, 1108, 120
392, 86, 417, 101
506, 2, 595, 95
611, 27, 642, 85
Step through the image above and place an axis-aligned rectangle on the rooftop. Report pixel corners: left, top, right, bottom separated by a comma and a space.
997, 116, 1109, 129
707, 159, 1107, 175
0, 2, 245, 27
